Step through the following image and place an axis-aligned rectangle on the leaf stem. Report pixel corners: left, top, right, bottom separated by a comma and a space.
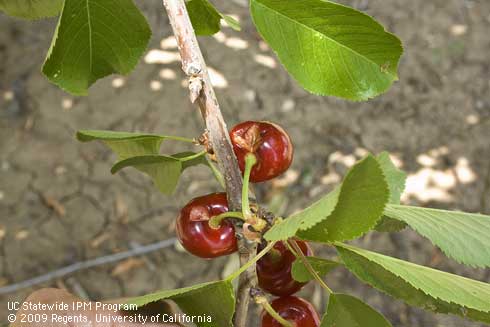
179, 150, 208, 161
206, 157, 226, 189
165, 135, 196, 143
242, 153, 257, 220
226, 241, 276, 281
208, 211, 245, 229
290, 240, 333, 294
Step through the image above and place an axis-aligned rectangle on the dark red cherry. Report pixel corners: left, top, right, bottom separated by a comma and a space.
257, 240, 312, 296
261, 296, 320, 327
176, 193, 237, 259
230, 121, 293, 182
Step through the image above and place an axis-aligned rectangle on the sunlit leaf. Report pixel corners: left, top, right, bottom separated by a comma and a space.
265, 155, 389, 243
321, 293, 392, 327
127, 280, 235, 327
250, 0, 403, 100
337, 243, 490, 324
385, 204, 490, 268
298, 155, 389, 242
43, 0, 151, 95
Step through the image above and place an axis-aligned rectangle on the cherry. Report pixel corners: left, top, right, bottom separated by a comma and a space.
261, 296, 320, 327
230, 121, 293, 182
257, 240, 312, 296
175, 193, 237, 259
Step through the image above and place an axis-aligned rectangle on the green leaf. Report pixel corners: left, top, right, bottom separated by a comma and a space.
298, 155, 389, 242
291, 257, 340, 283
376, 152, 406, 204
374, 216, 407, 233
374, 152, 407, 232
265, 155, 389, 242
264, 187, 340, 241
222, 15, 241, 31
127, 280, 235, 327
0, 0, 63, 19
171, 151, 209, 170
384, 204, 490, 268
186, 0, 240, 35
187, 0, 221, 35
336, 243, 490, 324
321, 293, 392, 327
77, 130, 165, 142
111, 155, 182, 195
42, 0, 151, 95
77, 130, 165, 160
77, 130, 206, 195
250, 0, 403, 101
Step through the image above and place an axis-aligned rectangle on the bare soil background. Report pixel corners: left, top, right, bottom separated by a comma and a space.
0, 0, 489, 326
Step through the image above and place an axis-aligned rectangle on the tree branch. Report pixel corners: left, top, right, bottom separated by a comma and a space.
161, 1, 255, 326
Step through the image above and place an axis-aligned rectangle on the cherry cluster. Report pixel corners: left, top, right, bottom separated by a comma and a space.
176, 121, 319, 327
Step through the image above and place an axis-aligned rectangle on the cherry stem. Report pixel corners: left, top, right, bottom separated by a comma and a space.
254, 295, 294, 327
226, 241, 276, 281
289, 240, 333, 294
208, 211, 245, 229
241, 153, 257, 220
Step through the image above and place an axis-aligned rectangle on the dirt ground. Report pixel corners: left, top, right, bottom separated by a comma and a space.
0, 0, 489, 326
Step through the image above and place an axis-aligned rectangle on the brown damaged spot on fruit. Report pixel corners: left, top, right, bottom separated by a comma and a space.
233, 123, 262, 153
189, 205, 210, 222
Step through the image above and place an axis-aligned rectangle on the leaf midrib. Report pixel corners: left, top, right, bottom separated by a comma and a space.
253, 0, 396, 78
340, 244, 490, 311
85, 0, 93, 77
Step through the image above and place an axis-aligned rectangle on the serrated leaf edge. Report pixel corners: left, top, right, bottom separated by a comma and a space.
301, 155, 390, 242
250, 0, 403, 101
385, 204, 490, 269
336, 243, 490, 315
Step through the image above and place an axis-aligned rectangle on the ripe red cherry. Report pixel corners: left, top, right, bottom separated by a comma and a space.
261, 296, 320, 327
230, 121, 293, 182
175, 193, 237, 259
257, 240, 312, 296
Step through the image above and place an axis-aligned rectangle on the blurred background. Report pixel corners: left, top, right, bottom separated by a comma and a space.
0, 0, 489, 326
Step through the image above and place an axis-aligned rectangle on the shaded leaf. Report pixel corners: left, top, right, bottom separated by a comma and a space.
250, 0, 403, 100
171, 151, 209, 170
374, 216, 407, 233
78, 130, 207, 195
127, 280, 235, 327
321, 293, 392, 327
187, 0, 221, 35
336, 243, 490, 324
376, 152, 406, 204
77, 130, 165, 142
385, 204, 490, 268
291, 257, 340, 283
43, 0, 151, 95
0, 0, 62, 19
77, 130, 165, 160
111, 155, 182, 195
187, 0, 240, 35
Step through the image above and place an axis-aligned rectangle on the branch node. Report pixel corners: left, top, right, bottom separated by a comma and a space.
189, 76, 204, 103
